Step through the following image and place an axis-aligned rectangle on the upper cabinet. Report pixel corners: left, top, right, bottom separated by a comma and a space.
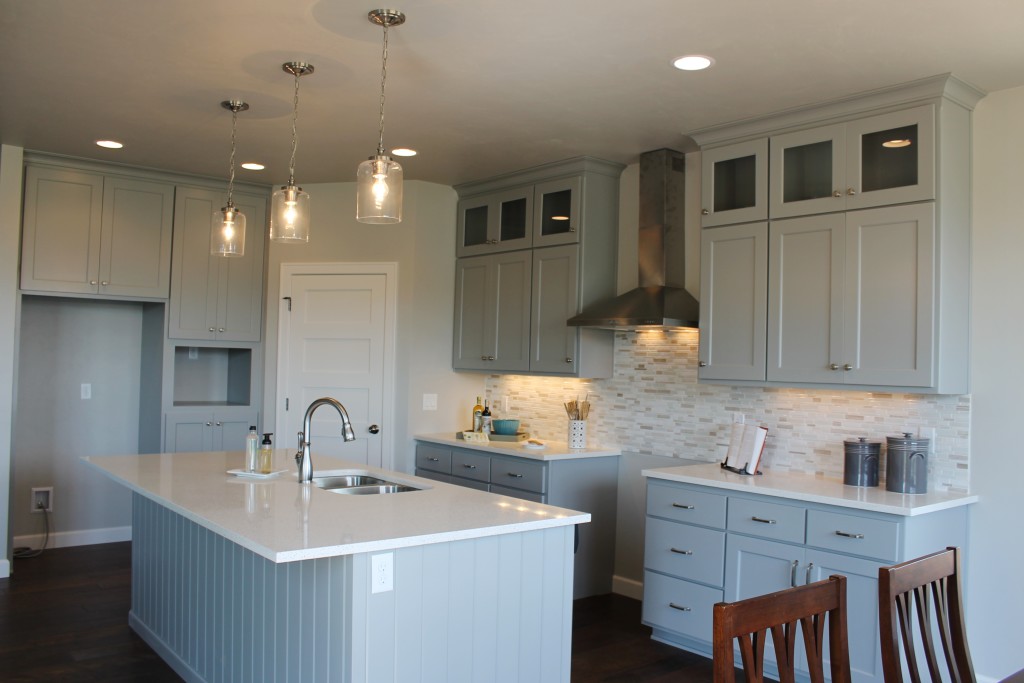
21, 163, 174, 299
693, 74, 982, 394
167, 186, 267, 342
452, 157, 621, 378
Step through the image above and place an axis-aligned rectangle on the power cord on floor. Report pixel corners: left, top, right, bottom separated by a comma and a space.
13, 502, 50, 559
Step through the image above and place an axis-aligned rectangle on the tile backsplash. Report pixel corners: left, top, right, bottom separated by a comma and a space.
485, 329, 971, 492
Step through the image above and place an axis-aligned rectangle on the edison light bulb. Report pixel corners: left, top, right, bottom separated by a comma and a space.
222, 220, 235, 240
372, 176, 389, 206
283, 200, 298, 226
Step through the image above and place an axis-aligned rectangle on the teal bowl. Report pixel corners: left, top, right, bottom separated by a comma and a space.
491, 419, 520, 435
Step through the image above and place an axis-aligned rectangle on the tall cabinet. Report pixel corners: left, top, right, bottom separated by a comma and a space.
452, 157, 622, 378
694, 75, 983, 394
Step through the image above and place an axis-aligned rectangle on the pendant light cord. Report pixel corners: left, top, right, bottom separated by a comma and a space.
289, 69, 300, 185
227, 106, 238, 207
376, 20, 390, 155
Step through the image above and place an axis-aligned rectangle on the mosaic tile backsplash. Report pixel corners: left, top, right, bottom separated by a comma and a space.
485, 329, 971, 493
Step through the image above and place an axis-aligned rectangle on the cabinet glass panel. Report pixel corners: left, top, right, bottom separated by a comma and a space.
783, 141, 833, 203
539, 189, 573, 236
713, 155, 757, 212
860, 124, 918, 193
499, 197, 528, 242
462, 205, 489, 247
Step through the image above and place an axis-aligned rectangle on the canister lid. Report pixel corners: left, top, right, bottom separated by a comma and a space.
886, 432, 929, 447
844, 436, 881, 453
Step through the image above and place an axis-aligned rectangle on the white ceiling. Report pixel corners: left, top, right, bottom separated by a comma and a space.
2, 0, 1023, 188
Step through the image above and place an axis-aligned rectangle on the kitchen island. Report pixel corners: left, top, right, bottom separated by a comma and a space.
84, 450, 589, 683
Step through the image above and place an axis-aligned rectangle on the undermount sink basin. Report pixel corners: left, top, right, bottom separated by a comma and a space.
312, 471, 421, 495
328, 484, 418, 495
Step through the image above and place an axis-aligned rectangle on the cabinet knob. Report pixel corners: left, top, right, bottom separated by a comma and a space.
209, 327, 215, 332
698, 361, 707, 367
487, 355, 495, 361
215, 421, 222, 426
565, 357, 574, 364
833, 190, 842, 198
569, 226, 576, 233
843, 363, 853, 371
218, 328, 225, 333
701, 209, 709, 216
830, 363, 840, 371
847, 187, 857, 196
205, 421, 212, 427
368, 424, 380, 434
101, 281, 109, 286
89, 280, 98, 286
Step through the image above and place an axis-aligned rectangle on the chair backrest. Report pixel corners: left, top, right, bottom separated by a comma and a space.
713, 574, 851, 683
878, 546, 975, 683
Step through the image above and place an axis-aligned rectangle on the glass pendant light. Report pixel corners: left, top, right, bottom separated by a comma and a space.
211, 100, 248, 257
356, 9, 406, 224
270, 62, 314, 242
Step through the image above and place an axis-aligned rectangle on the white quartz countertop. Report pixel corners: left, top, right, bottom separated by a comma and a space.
83, 450, 589, 563
643, 462, 978, 516
415, 433, 621, 460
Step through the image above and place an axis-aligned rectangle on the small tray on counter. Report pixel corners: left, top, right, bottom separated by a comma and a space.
455, 431, 529, 442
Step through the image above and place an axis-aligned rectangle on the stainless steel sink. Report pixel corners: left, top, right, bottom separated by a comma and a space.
312, 471, 420, 495
328, 484, 418, 495
313, 475, 388, 490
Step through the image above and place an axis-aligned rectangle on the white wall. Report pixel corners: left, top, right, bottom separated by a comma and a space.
261, 180, 481, 473
967, 84, 1024, 680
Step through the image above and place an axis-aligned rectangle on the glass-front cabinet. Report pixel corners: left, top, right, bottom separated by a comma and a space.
532, 176, 582, 247
456, 186, 533, 257
770, 105, 935, 218
700, 138, 768, 227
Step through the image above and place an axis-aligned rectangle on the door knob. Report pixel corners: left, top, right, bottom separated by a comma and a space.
368, 424, 380, 434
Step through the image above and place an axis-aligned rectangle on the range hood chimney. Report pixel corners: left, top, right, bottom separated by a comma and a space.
568, 148, 700, 329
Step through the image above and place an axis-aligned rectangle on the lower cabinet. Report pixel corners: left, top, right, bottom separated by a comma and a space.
414, 441, 617, 598
642, 478, 969, 683
164, 408, 259, 453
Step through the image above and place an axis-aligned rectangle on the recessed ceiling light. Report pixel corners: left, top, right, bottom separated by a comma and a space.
882, 139, 913, 148
241, 162, 265, 170
96, 140, 124, 149
391, 148, 417, 157
672, 55, 714, 71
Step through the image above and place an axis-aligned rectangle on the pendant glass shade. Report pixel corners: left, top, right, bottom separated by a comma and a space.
356, 154, 403, 224
211, 204, 246, 257
270, 184, 311, 242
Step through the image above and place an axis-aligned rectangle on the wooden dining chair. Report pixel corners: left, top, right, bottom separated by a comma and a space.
713, 574, 851, 683
878, 546, 975, 683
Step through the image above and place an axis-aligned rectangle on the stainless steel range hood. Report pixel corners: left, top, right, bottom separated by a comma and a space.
568, 148, 700, 329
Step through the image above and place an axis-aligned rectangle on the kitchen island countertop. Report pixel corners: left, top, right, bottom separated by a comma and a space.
415, 432, 621, 460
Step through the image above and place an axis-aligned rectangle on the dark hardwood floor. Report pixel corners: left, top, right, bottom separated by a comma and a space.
0, 542, 714, 682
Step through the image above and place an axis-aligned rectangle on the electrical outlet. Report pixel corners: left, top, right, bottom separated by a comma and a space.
371, 552, 393, 593
31, 487, 53, 513
80, 383, 91, 400
188, 347, 199, 360
733, 413, 745, 424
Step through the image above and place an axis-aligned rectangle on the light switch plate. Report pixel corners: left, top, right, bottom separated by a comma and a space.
422, 393, 438, 411
81, 383, 91, 400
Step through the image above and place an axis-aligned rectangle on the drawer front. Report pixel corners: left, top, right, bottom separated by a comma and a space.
452, 476, 489, 492
490, 483, 544, 503
415, 444, 452, 474
647, 481, 727, 529
489, 456, 546, 493
414, 469, 452, 485
645, 517, 726, 586
642, 570, 722, 641
806, 509, 900, 561
451, 450, 490, 483
727, 497, 806, 543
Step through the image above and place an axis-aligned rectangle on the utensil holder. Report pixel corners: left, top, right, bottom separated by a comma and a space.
568, 419, 587, 449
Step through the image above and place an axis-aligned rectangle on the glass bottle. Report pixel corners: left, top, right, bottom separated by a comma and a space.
472, 395, 484, 432
481, 400, 492, 434
258, 433, 274, 474
245, 426, 259, 472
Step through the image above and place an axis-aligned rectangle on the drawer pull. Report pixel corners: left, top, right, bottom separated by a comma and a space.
427, 457, 439, 462
669, 547, 693, 556
506, 472, 524, 478
751, 516, 777, 525
668, 602, 692, 612
791, 560, 799, 587
463, 464, 477, 470
835, 530, 865, 539
671, 503, 695, 510
805, 562, 814, 585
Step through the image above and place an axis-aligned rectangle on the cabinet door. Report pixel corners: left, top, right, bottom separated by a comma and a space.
843, 204, 934, 387
215, 191, 265, 342
530, 245, 579, 374
700, 139, 768, 227
767, 214, 845, 383
490, 250, 532, 372
453, 255, 494, 370
769, 124, 846, 218
168, 186, 221, 340
99, 176, 174, 298
212, 409, 259, 451
456, 187, 533, 257
20, 165, 104, 295
456, 195, 493, 257
698, 222, 768, 381
533, 176, 581, 247
165, 411, 214, 452
845, 105, 935, 210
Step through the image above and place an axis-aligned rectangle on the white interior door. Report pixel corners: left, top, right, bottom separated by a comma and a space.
277, 264, 396, 469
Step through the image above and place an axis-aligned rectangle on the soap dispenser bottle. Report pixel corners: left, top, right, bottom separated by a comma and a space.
245, 426, 259, 472
258, 433, 274, 474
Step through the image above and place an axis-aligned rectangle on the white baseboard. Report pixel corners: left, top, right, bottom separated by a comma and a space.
14, 525, 131, 550
0, 558, 9, 578
612, 574, 644, 600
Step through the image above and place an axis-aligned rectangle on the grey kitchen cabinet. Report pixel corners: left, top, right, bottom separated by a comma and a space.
452, 250, 532, 372
21, 163, 174, 299
453, 157, 621, 378
697, 222, 768, 382
642, 477, 969, 683
699, 138, 768, 228
164, 408, 259, 453
414, 440, 618, 598
167, 185, 267, 342
768, 204, 936, 387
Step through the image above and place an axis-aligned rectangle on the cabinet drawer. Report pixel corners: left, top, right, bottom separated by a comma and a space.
490, 456, 545, 493
415, 444, 452, 474
645, 518, 726, 587
490, 483, 544, 503
415, 469, 452, 485
727, 498, 805, 543
806, 509, 899, 561
642, 571, 722, 641
452, 476, 489, 492
647, 481, 727, 528
451, 450, 490, 483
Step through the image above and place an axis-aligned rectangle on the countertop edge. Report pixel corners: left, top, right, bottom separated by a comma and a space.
415, 433, 621, 460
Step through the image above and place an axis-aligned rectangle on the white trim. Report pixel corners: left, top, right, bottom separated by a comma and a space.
0, 559, 9, 578
612, 574, 644, 601
276, 262, 398, 471
13, 525, 131, 550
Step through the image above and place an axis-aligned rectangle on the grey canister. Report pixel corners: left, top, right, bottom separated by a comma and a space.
885, 432, 929, 494
844, 437, 881, 487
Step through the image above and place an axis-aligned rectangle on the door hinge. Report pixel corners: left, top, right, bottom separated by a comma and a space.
283, 296, 292, 312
